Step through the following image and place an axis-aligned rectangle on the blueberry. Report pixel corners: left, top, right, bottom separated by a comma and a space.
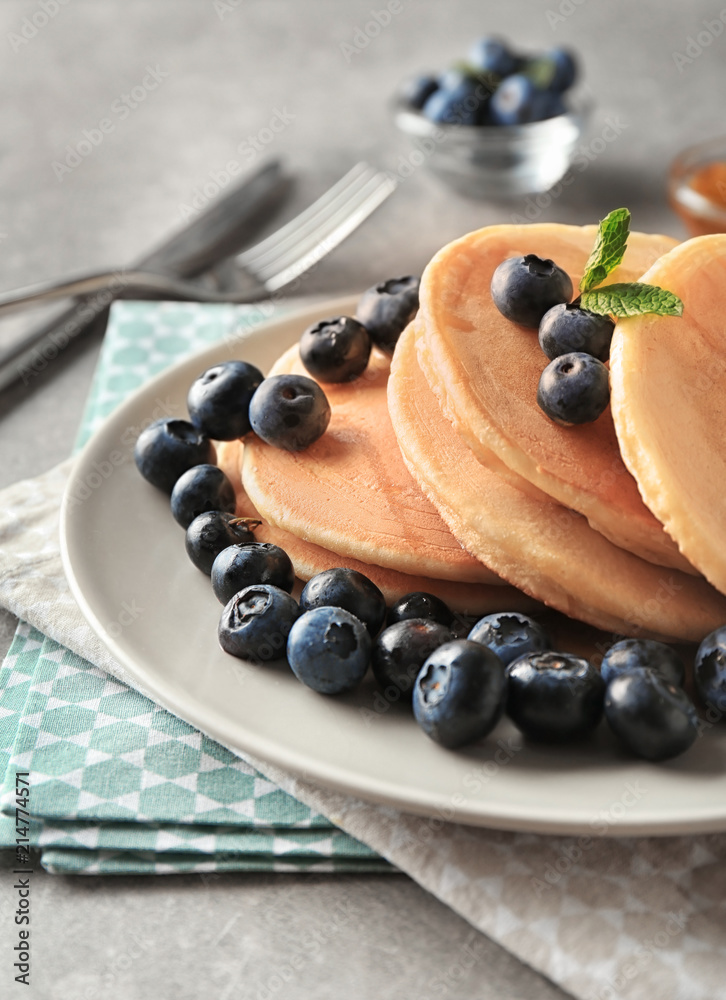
387, 591, 453, 628
218, 585, 300, 663
538, 304, 614, 361
187, 360, 264, 441
422, 77, 482, 126
399, 73, 439, 110
249, 374, 331, 451
299, 316, 371, 383
170, 463, 236, 528
437, 68, 472, 92
473, 96, 495, 127
506, 651, 605, 742
211, 542, 295, 604
466, 37, 519, 78
467, 612, 550, 667
601, 639, 685, 689
694, 625, 726, 714
185, 510, 257, 575
604, 668, 698, 761
413, 640, 507, 749
372, 619, 453, 701
537, 352, 610, 426
542, 48, 578, 92
490, 254, 572, 328
530, 88, 566, 122
300, 567, 386, 637
134, 418, 214, 494
287, 606, 371, 694
355, 276, 420, 354
490, 75, 545, 126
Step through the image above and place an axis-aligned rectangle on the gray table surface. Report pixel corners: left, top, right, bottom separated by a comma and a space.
0, 1, 720, 997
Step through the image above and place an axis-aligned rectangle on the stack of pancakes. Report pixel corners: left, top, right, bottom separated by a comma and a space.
217, 223, 726, 642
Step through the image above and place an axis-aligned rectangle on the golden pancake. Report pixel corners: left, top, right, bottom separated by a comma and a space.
417, 223, 697, 575
216, 439, 537, 615
388, 322, 726, 642
242, 343, 503, 585
610, 234, 726, 595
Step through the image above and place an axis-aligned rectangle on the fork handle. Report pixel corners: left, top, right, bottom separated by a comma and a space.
0, 160, 291, 392
0, 268, 267, 318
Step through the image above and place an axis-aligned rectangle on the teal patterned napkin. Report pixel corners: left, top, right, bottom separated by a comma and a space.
0, 301, 390, 875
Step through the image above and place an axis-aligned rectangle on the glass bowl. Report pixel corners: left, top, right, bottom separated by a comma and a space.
668, 136, 726, 236
393, 98, 590, 200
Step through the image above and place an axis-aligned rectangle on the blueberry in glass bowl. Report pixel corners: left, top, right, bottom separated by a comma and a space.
393, 37, 590, 199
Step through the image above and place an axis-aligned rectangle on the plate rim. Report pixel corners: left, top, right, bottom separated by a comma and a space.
59, 295, 726, 838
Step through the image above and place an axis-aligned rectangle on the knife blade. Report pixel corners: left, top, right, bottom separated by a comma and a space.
0, 159, 292, 393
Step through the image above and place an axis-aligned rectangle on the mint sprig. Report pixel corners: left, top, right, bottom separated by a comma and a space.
568, 207, 684, 319
580, 282, 683, 318
579, 208, 631, 294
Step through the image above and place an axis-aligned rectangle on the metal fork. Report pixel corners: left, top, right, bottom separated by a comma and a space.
0, 163, 397, 317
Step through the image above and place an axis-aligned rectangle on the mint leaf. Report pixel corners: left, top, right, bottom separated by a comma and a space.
451, 61, 499, 95
579, 208, 631, 294
580, 282, 683, 318
521, 57, 557, 90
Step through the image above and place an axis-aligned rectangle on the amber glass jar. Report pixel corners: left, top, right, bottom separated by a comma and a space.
669, 136, 726, 236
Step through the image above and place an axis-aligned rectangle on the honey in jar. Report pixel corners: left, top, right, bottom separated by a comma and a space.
669, 159, 726, 236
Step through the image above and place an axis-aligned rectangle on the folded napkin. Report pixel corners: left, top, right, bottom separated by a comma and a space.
1, 300, 726, 1000
0, 623, 387, 875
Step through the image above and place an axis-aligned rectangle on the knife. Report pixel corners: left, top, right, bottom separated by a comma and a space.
0, 159, 292, 393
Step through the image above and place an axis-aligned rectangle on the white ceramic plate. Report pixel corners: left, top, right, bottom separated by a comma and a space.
61, 296, 726, 836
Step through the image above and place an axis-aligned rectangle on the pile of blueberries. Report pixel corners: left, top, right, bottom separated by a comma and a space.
399, 37, 577, 128
215, 575, 725, 764
490, 253, 612, 426
133, 276, 424, 688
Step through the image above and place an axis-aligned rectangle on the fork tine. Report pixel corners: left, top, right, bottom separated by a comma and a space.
236, 162, 373, 268
238, 169, 379, 279
250, 171, 394, 282
261, 173, 397, 292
